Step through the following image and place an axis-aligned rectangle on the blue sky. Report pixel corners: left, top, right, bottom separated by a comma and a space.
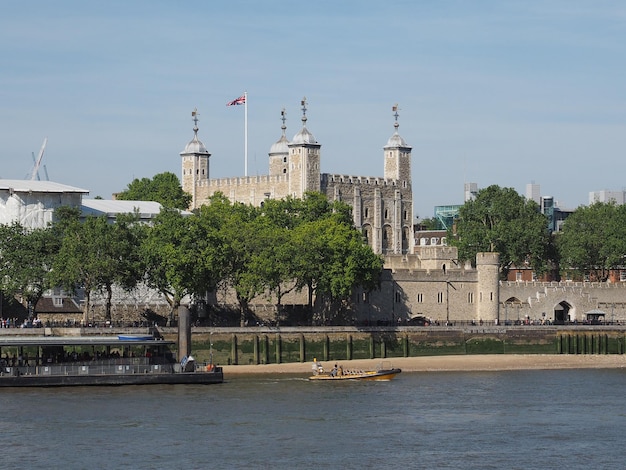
1, 1, 625, 218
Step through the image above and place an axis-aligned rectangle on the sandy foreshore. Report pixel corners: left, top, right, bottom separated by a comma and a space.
221, 354, 626, 376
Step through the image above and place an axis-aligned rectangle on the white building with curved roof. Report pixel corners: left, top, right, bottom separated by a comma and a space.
0, 179, 89, 229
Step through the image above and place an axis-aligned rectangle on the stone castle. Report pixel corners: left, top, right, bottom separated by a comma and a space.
174, 98, 626, 326
18, 98, 625, 327
81, 102, 505, 326
180, 99, 413, 255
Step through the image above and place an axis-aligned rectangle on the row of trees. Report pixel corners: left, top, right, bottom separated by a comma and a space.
449, 185, 626, 282
0, 192, 383, 325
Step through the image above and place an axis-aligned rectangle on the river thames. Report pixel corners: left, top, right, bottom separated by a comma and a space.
1, 369, 624, 469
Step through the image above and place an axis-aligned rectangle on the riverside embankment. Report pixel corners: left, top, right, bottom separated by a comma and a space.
164, 324, 626, 367
4, 325, 626, 373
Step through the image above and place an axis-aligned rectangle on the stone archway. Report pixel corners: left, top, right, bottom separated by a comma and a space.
502, 297, 523, 325
554, 301, 573, 325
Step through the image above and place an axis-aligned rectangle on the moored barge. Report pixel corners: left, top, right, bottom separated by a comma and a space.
0, 334, 223, 387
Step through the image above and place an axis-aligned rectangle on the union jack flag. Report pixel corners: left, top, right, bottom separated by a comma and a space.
226, 95, 246, 106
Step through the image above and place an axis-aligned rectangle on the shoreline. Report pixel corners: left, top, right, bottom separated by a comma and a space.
221, 354, 626, 376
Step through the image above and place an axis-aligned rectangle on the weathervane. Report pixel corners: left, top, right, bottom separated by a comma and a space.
191, 108, 200, 135
392, 104, 400, 130
301, 97, 307, 124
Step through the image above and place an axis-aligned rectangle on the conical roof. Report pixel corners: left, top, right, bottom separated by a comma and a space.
270, 133, 289, 154
181, 133, 210, 155
291, 126, 317, 145
385, 131, 409, 148
180, 109, 210, 156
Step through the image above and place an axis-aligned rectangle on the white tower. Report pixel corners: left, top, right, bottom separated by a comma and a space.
180, 109, 211, 209
384, 105, 412, 183
288, 97, 321, 197
269, 109, 289, 177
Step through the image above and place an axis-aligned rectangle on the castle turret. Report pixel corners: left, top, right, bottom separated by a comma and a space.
269, 109, 289, 177
180, 109, 210, 209
476, 252, 500, 323
382, 105, 413, 254
288, 97, 321, 197
384, 105, 412, 183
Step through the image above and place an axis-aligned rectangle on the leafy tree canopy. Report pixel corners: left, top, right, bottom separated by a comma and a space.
116, 172, 191, 210
418, 217, 440, 231
557, 202, 626, 281
449, 185, 551, 278
0, 223, 57, 314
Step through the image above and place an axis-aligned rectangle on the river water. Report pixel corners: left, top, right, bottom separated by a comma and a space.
1, 369, 624, 469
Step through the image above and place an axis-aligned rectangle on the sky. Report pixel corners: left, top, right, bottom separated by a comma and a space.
1, 1, 625, 219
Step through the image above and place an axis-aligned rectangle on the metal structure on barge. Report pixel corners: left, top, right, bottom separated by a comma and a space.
0, 335, 223, 387
0, 308, 223, 387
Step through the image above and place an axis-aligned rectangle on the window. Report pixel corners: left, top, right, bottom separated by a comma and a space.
516, 271, 523, 281
620, 271, 626, 282
468, 292, 474, 304
437, 292, 443, 304
417, 293, 423, 303
53, 297, 63, 307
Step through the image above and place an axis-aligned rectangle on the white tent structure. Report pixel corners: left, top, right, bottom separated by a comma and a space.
0, 179, 89, 229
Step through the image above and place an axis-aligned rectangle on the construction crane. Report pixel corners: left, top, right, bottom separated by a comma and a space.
30, 137, 48, 181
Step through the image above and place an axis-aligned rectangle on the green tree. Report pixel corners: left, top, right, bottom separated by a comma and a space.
116, 172, 192, 210
50, 210, 144, 324
101, 212, 145, 321
0, 223, 57, 318
449, 185, 551, 279
289, 215, 383, 323
419, 217, 440, 230
557, 202, 626, 281
208, 196, 264, 326
142, 207, 224, 322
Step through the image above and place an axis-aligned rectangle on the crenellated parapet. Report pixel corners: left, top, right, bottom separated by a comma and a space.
200, 174, 289, 188
322, 174, 409, 187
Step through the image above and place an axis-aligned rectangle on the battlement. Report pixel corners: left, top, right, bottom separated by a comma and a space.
322, 173, 401, 186
201, 174, 289, 187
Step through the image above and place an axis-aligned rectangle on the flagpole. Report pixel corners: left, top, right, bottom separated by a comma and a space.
244, 91, 248, 177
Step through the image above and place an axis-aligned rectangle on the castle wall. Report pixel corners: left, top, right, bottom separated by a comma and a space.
321, 174, 413, 254
191, 174, 290, 207
500, 281, 626, 324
